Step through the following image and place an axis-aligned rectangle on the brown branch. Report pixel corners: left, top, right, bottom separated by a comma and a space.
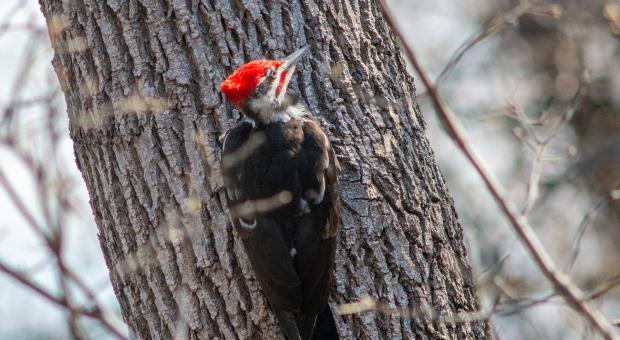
0, 8, 127, 339
588, 273, 620, 301
378, 1, 619, 339
0, 112, 124, 339
0, 260, 127, 340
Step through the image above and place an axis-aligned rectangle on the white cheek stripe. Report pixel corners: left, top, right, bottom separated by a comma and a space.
250, 102, 306, 124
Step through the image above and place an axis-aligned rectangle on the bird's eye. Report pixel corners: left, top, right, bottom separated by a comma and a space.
265, 67, 276, 79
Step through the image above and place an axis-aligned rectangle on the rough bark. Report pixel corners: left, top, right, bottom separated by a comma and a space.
38, 0, 490, 339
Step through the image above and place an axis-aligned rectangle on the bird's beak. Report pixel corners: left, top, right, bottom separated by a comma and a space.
279, 45, 309, 74
274, 46, 309, 103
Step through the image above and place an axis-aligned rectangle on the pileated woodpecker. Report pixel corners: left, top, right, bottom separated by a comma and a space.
219, 46, 340, 340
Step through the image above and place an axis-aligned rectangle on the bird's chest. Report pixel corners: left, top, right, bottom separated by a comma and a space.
239, 120, 305, 195
256, 119, 304, 158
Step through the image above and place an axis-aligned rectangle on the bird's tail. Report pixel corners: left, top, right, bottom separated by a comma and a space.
273, 308, 301, 340
311, 304, 339, 340
274, 304, 339, 340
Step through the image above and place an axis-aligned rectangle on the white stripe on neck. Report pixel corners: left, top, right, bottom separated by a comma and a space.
249, 101, 306, 124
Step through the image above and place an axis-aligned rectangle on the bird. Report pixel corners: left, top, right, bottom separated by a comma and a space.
219, 46, 340, 340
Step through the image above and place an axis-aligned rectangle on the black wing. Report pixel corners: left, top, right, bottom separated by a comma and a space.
221, 116, 340, 338
221, 121, 253, 218
221, 121, 303, 312
295, 116, 340, 316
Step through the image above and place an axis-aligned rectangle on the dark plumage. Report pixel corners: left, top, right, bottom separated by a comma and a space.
220, 47, 340, 340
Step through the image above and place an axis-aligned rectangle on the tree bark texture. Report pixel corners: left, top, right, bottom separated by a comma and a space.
39, 0, 490, 339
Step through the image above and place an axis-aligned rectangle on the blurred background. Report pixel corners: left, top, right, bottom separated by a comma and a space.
0, 0, 618, 339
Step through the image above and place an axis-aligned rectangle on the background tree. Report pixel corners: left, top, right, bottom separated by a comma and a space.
34, 0, 489, 339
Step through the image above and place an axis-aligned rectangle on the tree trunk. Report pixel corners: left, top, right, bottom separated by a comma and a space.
38, 0, 490, 338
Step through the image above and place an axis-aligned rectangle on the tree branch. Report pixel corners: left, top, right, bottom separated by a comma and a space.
0, 260, 127, 340
378, 1, 619, 339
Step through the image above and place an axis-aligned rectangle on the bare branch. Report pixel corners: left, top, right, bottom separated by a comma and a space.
378, 1, 619, 339
588, 273, 620, 301
565, 197, 610, 272
436, 0, 534, 86
0, 260, 127, 340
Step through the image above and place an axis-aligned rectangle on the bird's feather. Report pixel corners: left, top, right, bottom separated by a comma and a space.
221, 104, 340, 339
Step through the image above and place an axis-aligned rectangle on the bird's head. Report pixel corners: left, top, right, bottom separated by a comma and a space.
220, 46, 308, 122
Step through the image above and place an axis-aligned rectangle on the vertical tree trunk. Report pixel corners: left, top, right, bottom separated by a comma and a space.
39, 0, 490, 338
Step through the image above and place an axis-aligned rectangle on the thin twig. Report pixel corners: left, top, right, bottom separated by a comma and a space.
495, 293, 557, 317
0, 10, 125, 339
0, 260, 127, 340
378, 1, 619, 339
588, 273, 620, 301
565, 197, 609, 272
520, 84, 587, 215
436, 0, 534, 86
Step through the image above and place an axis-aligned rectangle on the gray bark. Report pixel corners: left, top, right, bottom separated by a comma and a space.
38, 0, 490, 339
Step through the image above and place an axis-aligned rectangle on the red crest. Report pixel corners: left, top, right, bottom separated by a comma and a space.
220, 60, 288, 107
